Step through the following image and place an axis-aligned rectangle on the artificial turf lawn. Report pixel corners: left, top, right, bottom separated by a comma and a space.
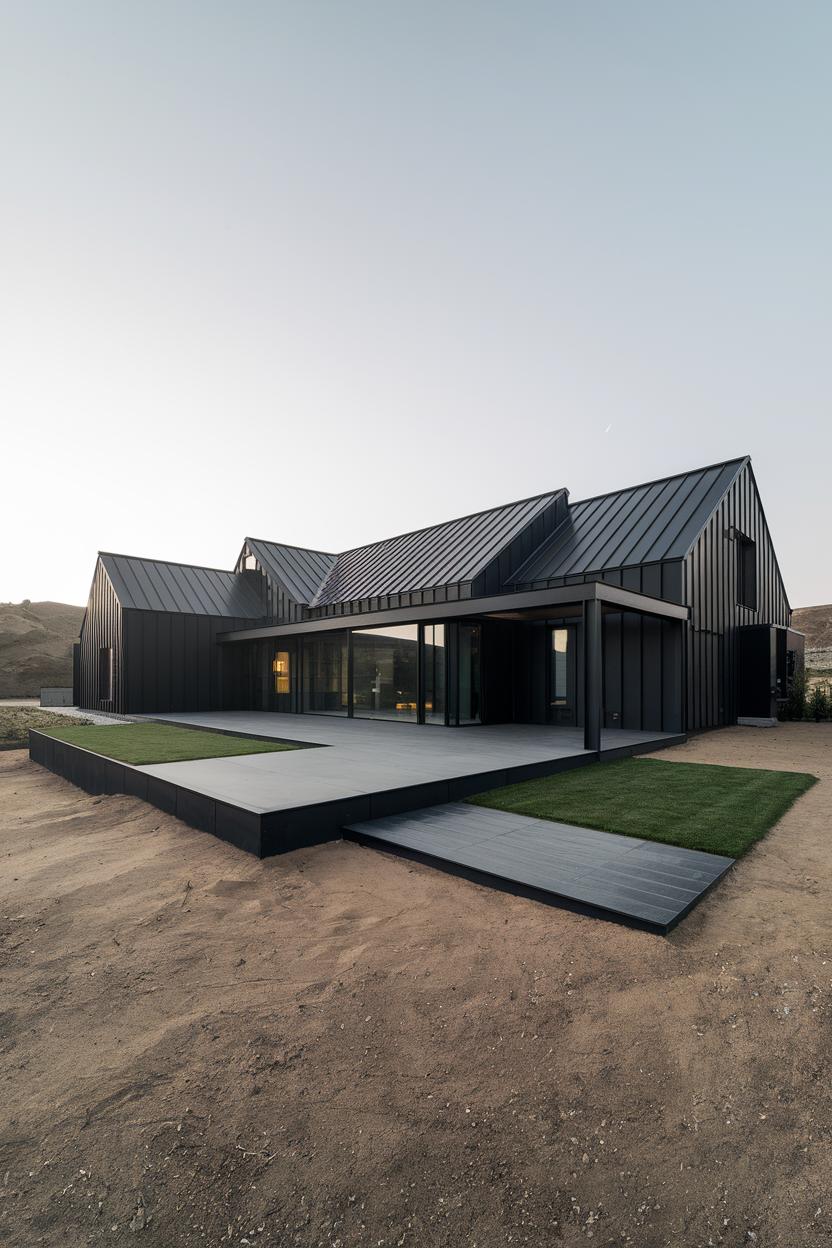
37, 722, 298, 766
467, 757, 817, 858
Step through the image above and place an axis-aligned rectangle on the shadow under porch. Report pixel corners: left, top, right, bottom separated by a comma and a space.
229, 596, 686, 748
480, 606, 684, 738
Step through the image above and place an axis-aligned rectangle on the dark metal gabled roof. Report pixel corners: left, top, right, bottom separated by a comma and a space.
309, 492, 566, 607
243, 537, 337, 605
99, 553, 265, 618
509, 458, 748, 586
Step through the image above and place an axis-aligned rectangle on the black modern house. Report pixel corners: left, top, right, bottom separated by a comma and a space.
77, 456, 802, 747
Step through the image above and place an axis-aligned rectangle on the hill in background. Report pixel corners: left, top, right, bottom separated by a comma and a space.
792, 604, 832, 651
0, 599, 828, 700
0, 601, 84, 697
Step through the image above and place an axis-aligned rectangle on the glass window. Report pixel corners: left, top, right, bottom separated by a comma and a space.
353, 625, 418, 721
457, 624, 481, 724
272, 647, 293, 711
98, 647, 113, 701
737, 536, 757, 610
549, 625, 577, 725
272, 650, 291, 696
302, 634, 348, 715
422, 624, 446, 724
551, 628, 569, 704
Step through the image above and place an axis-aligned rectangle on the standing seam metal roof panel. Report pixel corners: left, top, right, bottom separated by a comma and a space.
622, 466, 723, 566
99, 554, 266, 618
508, 459, 747, 585
309, 492, 565, 607
244, 538, 337, 605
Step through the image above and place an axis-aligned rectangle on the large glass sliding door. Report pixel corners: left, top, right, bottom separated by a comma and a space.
294, 620, 484, 726
422, 624, 446, 724
457, 623, 481, 724
302, 633, 348, 715
353, 625, 419, 721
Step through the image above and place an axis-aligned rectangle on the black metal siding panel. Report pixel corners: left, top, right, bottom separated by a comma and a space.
622, 613, 642, 728
121, 609, 256, 713
603, 613, 623, 726
79, 560, 123, 712
642, 616, 662, 730
684, 462, 790, 731
661, 620, 684, 733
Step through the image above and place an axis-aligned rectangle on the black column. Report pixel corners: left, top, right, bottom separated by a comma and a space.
583, 597, 602, 752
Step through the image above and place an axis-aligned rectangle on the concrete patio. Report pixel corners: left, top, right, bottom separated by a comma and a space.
29, 711, 715, 928
140, 710, 680, 816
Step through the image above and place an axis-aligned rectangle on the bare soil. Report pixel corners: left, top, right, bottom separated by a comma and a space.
1, 724, 831, 1248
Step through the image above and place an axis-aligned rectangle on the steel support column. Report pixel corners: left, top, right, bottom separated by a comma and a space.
583, 598, 603, 752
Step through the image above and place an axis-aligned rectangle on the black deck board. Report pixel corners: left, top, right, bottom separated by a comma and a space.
345, 803, 734, 933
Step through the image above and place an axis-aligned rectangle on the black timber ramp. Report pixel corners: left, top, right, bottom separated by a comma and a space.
345, 803, 734, 934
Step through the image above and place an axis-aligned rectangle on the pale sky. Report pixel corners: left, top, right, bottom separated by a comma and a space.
2, 2, 829, 608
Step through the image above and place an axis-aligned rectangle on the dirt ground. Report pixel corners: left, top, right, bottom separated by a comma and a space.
1, 724, 830, 1248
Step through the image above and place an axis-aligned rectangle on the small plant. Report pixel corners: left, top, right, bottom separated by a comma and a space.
782, 669, 807, 721
808, 683, 831, 722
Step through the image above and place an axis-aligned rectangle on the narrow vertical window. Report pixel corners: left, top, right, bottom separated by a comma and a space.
737, 536, 757, 610
98, 647, 113, 701
272, 650, 291, 695
551, 628, 569, 704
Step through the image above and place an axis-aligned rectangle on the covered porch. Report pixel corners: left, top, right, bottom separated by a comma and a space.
219, 580, 690, 751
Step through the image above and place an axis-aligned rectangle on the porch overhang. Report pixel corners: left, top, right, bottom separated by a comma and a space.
218, 580, 689, 643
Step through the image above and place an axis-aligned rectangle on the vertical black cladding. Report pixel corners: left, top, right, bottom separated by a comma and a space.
119, 609, 258, 714
79, 561, 123, 712
72, 643, 81, 706
601, 611, 683, 734
480, 620, 515, 723
685, 462, 790, 731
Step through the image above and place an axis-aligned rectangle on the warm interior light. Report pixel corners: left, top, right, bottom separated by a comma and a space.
272, 650, 291, 695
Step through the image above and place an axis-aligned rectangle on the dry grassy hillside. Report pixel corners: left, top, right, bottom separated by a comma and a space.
792, 604, 832, 650
0, 600, 84, 697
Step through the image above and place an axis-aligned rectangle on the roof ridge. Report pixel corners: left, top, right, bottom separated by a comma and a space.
568, 456, 749, 509
506, 458, 750, 587
327, 489, 567, 561
246, 537, 337, 558
99, 551, 238, 577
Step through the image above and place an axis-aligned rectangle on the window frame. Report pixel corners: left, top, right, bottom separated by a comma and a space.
98, 646, 113, 703
737, 534, 758, 611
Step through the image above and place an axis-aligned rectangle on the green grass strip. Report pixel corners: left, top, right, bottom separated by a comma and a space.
37, 722, 298, 766
467, 757, 817, 858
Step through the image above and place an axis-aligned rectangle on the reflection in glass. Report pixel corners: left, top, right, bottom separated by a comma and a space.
458, 624, 481, 724
353, 625, 418, 720
549, 625, 576, 725
551, 629, 568, 704
423, 624, 446, 724
302, 634, 348, 715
